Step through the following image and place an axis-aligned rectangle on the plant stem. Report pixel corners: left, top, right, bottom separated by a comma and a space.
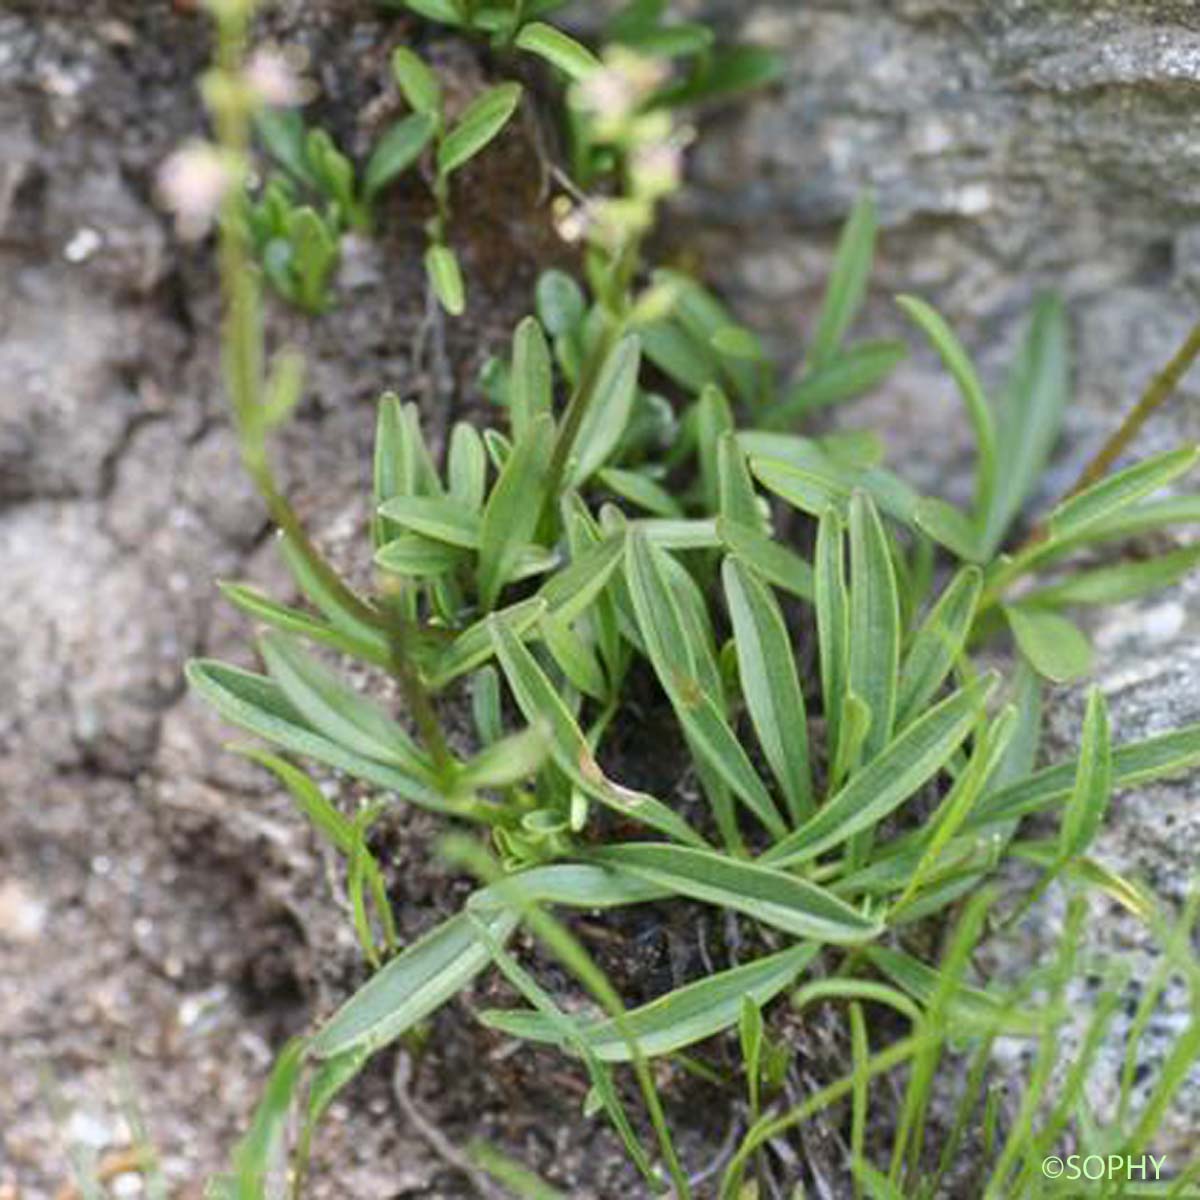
1062, 317, 1200, 501
209, 0, 453, 776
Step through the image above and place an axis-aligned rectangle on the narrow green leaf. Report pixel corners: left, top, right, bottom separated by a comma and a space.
515, 22, 600, 80
313, 908, 518, 1058
535, 532, 625, 626
535, 269, 585, 336
764, 675, 996, 867
723, 556, 813, 822
218, 582, 390, 667
597, 467, 682, 517
696, 384, 734, 512
815, 508, 849, 773
897, 294, 997, 536
185, 660, 445, 808
969, 721, 1200, 833
895, 566, 982, 729
848, 491, 900, 762
1045, 445, 1199, 543
437, 82, 523, 176
634, 517, 720, 550
592, 844, 881, 944
231, 1038, 306, 1195
425, 243, 465, 315
391, 46, 441, 115
1027, 544, 1200, 608
481, 944, 817, 1061
364, 112, 435, 199
478, 413, 555, 607
426, 598, 543, 688
254, 109, 314, 185
377, 495, 480, 548
489, 613, 708, 848
510, 316, 553, 443
716, 431, 762, 529
771, 340, 907, 424
1004, 605, 1093, 683
457, 725, 548, 792
540, 612, 608, 701
445, 421, 486, 511
1059, 688, 1111, 858
570, 334, 641, 484
375, 532, 467, 577
808, 195, 877, 369
716, 518, 813, 601
626, 532, 786, 839
914, 496, 982, 563
751, 455, 850, 518
258, 632, 432, 775
654, 45, 784, 107
980, 295, 1069, 556
865, 946, 1047, 1036
313, 861, 669, 1061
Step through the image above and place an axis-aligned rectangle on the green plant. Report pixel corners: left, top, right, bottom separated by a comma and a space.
184, 0, 1200, 1194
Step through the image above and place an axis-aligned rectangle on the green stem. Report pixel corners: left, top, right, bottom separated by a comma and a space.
209, 1, 453, 782
1066, 318, 1200, 501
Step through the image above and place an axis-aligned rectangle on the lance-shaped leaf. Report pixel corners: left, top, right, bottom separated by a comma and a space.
1044, 444, 1199, 543
218, 581, 390, 667
258, 631, 434, 777
185, 660, 447, 809
481, 943, 818, 1061
377, 495, 479, 548
815, 508, 850, 773
722, 556, 813, 822
598, 466, 682, 517
1024, 544, 1200, 609
364, 112, 435, 200
510, 316, 552, 443
375, 533, 468, 578
489, 612, 708, 848
1059, 688, 1112, 859
426, 598, 543, 688
979, 295, 1069, 557
808, 194, 877, 369
895, 566, 982, 729
625, 531, 787, 839
716, 517, 814, 601
764, 674, 996, 867
771, 340, 907, 424
591, 843, 881, 943
448, 421, 487, 510
437, 82, 523, 176
716, 431, 762, 529
391, 45, 441, 115
313, 863, 668, 1059
1004, 605, 1093, 683
515, 22, 600, 80
864, 946, 1048, 1036
425, 243, 465, 315
478, 412, 555, 608
570, 334, 641, 484
848, 492, 900, 763
897, 294, 997, 542
968, 720, 1200, 832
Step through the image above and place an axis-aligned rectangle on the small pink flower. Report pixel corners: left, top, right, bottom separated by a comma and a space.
245, 46, 306, 108
156, 142, 233, 239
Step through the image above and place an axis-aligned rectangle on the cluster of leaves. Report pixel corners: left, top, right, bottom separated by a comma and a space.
248, 51, 522, 314
191, 0, 1200, 1195
245, 0, 781, 314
